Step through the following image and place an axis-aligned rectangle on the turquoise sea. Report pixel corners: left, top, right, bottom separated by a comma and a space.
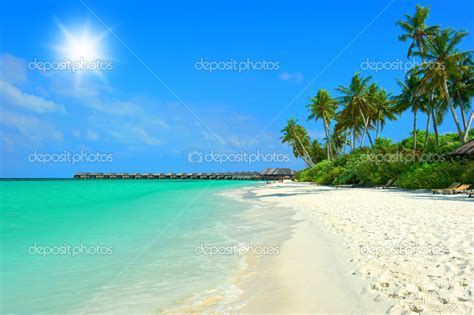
0, 180, 293, 314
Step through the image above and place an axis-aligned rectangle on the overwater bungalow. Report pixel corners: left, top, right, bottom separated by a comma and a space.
73, 168, 295, 180
261, 168, 294, 179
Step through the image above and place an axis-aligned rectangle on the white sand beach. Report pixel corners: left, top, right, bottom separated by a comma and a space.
239, 182, 473, 314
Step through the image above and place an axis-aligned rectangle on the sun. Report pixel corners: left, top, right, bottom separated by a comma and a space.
55, 22, 108, 62
52, 21, 111, 86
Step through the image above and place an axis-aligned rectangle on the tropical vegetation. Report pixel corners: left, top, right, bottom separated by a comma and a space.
281, 4, 474, 189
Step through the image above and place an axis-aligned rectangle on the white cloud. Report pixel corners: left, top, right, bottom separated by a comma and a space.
279, 72, 303, 82
0, 53, 27, 84
0, 80, 63, 113
108, 125, 161, 146
0, 109, 63, 145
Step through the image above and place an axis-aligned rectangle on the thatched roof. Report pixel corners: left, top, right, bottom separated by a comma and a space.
262, 168, 294, 175
449, 140, 474, 157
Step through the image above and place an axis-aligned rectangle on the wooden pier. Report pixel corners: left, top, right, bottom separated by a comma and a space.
73, 168, 295, 180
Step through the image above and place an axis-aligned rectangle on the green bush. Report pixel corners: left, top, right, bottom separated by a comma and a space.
397, 160, 474, 189
295, 131, 474, 189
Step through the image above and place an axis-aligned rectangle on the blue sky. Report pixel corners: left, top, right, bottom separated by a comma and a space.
1, 0, 473, 178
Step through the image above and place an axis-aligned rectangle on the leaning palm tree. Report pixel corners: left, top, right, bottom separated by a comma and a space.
336, 73, 374, 148
307, 89, 338, 160
280, 118, 314, 167
394, 74, 425, 152
414, 28, 472, 143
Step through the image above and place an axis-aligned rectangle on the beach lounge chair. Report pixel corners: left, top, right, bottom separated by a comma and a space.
451, 184, 471, 194
335, 183, 355, 188
432, 182, 461, 194
376, 179, 395, 189
336, 180, 364, 188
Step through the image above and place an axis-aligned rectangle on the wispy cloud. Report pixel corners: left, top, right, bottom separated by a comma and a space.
0, 80, 64, 113
0, 53, 27, 84
0, 109, 63, 146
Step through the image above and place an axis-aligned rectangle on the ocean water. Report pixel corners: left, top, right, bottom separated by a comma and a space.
0, 180, 294, 314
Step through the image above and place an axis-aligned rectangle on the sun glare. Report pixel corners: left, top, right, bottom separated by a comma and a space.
52, 21, 111, 86
55, 22, 107, 62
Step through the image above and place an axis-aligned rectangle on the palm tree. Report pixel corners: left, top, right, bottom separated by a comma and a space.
336, 72, 373, 148
372, 87, 396, 141
396, 4, 440, 144
450, 56, 474, 141
307, 89, 338, 160
280, 118, 314, 167
307, 139, 326, 163
394, 74, 425, 152
415, 28, 472, 143
396, 4, 439, 59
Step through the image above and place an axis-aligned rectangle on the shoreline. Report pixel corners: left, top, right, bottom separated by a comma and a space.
234, 182, 473, 313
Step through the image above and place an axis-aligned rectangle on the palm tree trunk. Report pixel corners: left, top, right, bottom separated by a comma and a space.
375, 120, 380, 141
352, 127, 356, 150
321, 119, 330, 161
292, 131, 312, 168
323, 118, 337, 160
323, 127, 331, 161
431, 108, 440, 145
366, 129, 374, 147
424, 111, 431, 147
463, 112, 473, 142
324, 120, 339, 158
343, 130, 348, 155
358, 108, 373, 147
459, 97, 468, 131
413, 109, 417, 154
442, 79, 464, 143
